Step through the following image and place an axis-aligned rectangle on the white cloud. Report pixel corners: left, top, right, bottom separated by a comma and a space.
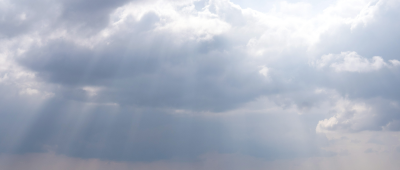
316, 117, 339, 133
82, 86, 102, 97
389, 59, 400, 67
258, 65, 269, 77
312, 51, 400, 72
316, 97, 373, 133
330, 54, 386, 72
19, 88, 39, 95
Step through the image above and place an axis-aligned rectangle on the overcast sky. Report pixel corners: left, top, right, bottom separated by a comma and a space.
0, 0, 400, 169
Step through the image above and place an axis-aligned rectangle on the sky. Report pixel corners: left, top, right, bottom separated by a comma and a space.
0, 0, 400, 169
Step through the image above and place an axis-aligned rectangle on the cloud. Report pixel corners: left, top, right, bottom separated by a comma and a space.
312, 51, 400, 72
316, 95, 400, 133
1, 0, 400, 167
258, 65, 269, 77
3, 96, 330, 162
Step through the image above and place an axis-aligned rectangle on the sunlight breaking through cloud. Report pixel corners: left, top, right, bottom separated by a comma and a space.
0, 0, 400, 169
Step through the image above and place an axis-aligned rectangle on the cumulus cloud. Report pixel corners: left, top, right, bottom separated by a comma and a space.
312, 51, 400, 72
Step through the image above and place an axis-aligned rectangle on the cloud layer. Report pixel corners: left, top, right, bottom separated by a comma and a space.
1, 0, 400, 169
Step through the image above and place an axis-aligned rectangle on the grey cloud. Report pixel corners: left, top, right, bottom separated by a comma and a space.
2, 0, 400, 166
18, 12, 273, 111
0, 0, 136, 38
12, 0, 400, 133
0, 75, 328, 162
0, 97, 327, 162
58, 0, 134, 33
0, 0, 55, 38
383, 120, 400, 131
